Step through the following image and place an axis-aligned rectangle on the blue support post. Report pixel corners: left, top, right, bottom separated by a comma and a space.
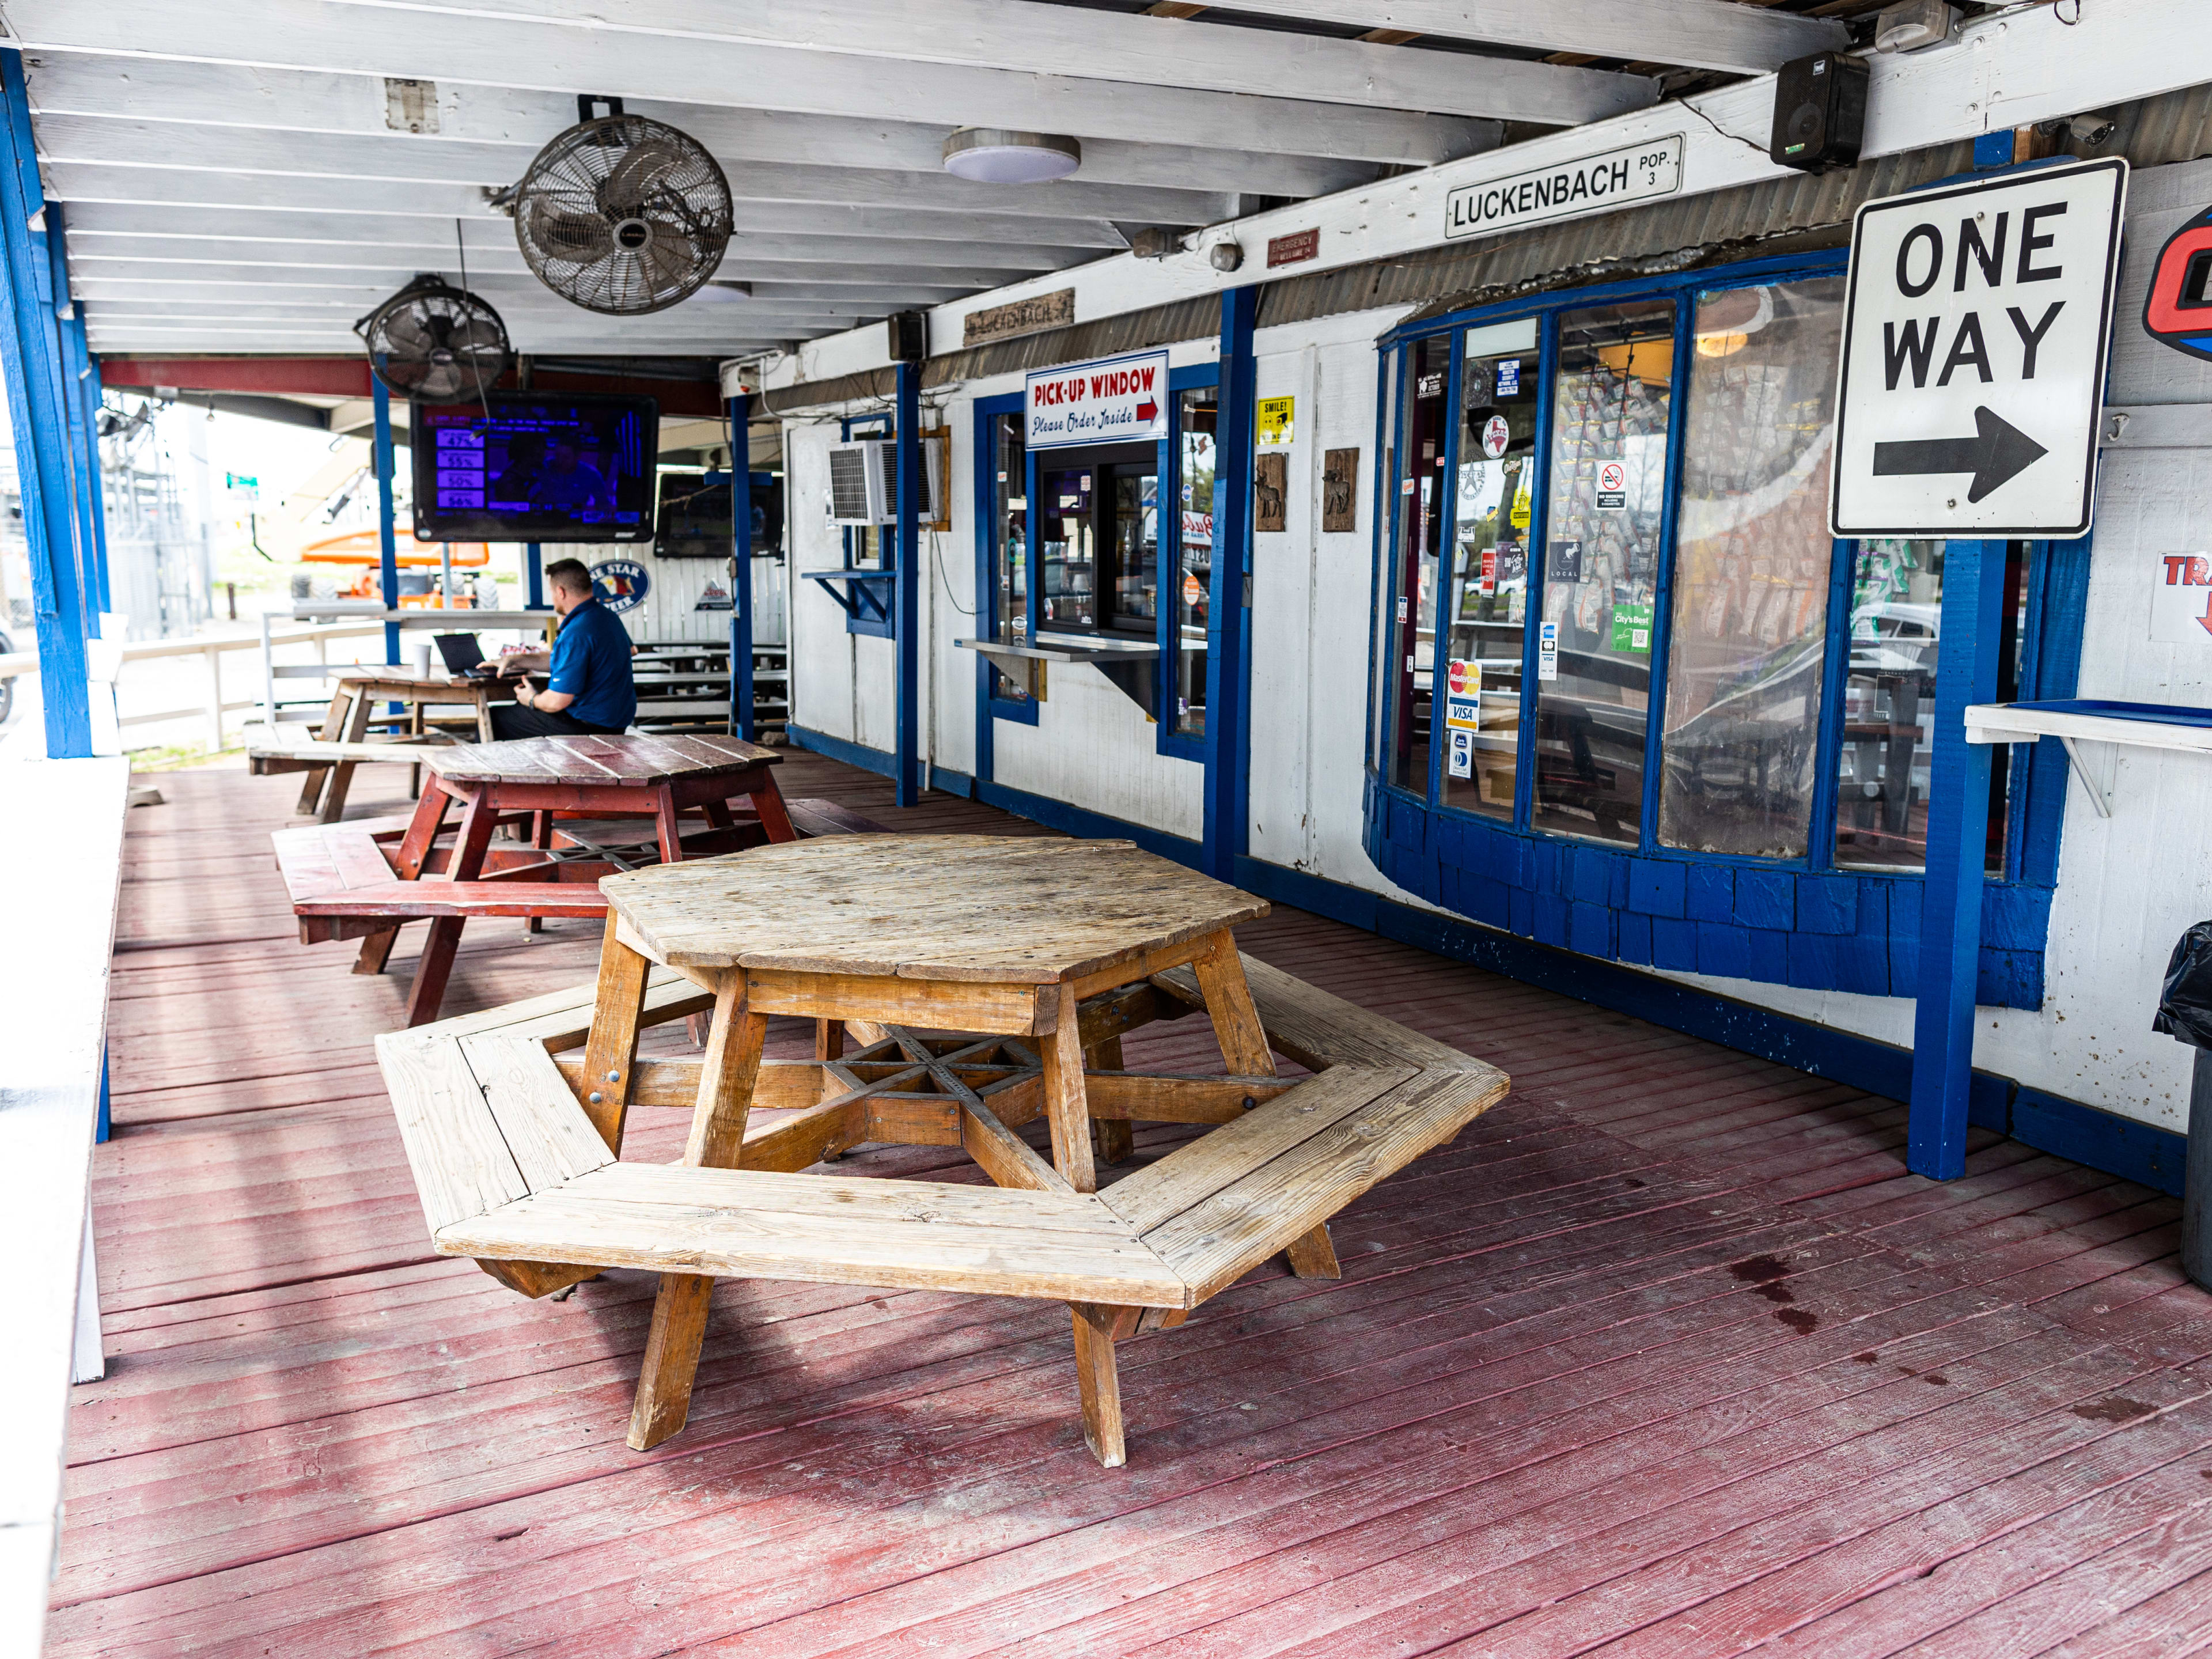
893, 361, 922, 805
1202, 286, 1259, 881
524, 541, 544, 610
46, 206, 107, 624
0, 48, 93, 757
728, 395, 756, 741
372, 378, 401, 665
78, 343, 111, 615
1907, 539, 2010, 1180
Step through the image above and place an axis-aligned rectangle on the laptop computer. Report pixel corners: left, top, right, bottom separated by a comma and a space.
432, 632, 500, 678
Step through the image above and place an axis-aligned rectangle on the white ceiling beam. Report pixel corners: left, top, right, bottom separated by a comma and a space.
72, 249, 1061, 288
75, 278, 957, 314
32, 120, 1235, 225
287, 0, 1652, 123
57, 200, 1128, 253
25, 57, 1392, 200
9, 0, 1502, 166
1196, 0, 1849, 74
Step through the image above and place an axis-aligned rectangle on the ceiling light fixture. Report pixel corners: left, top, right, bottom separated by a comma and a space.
942, 127, 1081, 185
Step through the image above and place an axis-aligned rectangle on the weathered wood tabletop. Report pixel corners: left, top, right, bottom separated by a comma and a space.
427, 732, 779, 789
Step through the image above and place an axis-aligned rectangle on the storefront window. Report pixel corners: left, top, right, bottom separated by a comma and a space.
1385, 335, 1453, 793
1532, 300, 1675, 843
1439, 321, 1538, 819
1176, 387, 1215, 736
1834, 539, 2027, 872
1657, 277, 1844, 858
990, 412, 1028, 700
1107, 467, 1158, 632
1039, 463, 1096, 628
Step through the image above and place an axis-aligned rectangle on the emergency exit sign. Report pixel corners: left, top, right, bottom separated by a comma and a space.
1831, 157, 2128, 540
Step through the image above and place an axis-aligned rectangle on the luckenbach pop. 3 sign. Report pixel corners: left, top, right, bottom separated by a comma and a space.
1027, 349, 1170, 450
1831, 157, 2128, 540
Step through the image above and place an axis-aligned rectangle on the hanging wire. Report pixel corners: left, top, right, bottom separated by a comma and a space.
456, 217, 494, 420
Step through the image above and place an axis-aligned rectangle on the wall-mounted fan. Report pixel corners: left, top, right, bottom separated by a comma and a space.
512, 101, 732, 315
354, 274, 511, 403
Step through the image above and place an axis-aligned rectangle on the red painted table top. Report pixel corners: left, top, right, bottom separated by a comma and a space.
426, 733, 782, 789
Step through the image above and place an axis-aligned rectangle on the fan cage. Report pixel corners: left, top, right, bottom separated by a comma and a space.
357, 278, 512, 404
512, 114, 734, 316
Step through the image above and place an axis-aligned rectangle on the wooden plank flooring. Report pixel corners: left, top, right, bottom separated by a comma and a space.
49, 751, 2212, 1657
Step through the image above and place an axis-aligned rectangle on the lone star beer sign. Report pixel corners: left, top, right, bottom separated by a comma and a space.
1026, 349, 1169, 451
1831, 157, 2128, 540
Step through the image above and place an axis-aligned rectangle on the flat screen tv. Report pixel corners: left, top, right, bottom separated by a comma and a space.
412, 393, 658, 543
654, 471, 732, 558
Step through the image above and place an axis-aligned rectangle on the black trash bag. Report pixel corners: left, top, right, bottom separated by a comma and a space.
2154, 921, 2212, 1051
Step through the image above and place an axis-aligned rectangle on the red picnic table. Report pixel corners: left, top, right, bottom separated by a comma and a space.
276, 733, 843, 1026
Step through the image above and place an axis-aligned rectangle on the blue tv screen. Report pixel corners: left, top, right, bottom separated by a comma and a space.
412, 392, 658, 543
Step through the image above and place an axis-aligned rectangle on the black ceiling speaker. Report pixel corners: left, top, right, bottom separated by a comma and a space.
1769, 52, 1869, 173
887, 309, 928, 365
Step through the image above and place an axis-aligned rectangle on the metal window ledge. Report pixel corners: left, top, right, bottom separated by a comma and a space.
1965, 699, 2212, 819
954, 634, 1162, 715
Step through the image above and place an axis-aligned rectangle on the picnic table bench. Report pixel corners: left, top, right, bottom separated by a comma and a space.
270, 669, 512, 822
374, 835, 1508, 1467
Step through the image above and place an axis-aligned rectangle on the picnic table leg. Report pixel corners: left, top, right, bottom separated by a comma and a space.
1089, 1034, 1134, 1165
744, 768, 799, 843
1039, 980, 1099, 1194
402, 787, 499, 1027
578, 911, 652, 1151
653, 783, 685, 866
1192, 933, 1337, 1277
1070, 1302, 1138, 1467
474, 685, 495, 743
527, 811, 551, 933
296, 683, 352, 815
317, 683, 377, 824
628, 966, 767, 1452
355, 782, 453, 975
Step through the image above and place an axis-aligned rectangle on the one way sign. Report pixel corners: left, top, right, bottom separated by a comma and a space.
1831, 157, 2127, 540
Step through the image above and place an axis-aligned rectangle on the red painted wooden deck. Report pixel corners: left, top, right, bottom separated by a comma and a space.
51, 751, 2212, 1657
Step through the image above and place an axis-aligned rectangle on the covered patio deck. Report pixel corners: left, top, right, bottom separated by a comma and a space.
53, 751, 2212, 1657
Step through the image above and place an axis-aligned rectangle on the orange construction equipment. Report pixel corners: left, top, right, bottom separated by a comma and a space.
300, 531, 493, 608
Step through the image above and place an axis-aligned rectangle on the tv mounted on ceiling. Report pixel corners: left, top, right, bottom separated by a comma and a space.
412, 392, 658, 543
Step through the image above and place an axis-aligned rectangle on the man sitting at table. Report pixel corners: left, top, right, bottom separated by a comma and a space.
491, 558, 636, 738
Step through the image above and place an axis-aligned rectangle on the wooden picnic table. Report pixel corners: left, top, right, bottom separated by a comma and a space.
587, 834, 1290, 1460
293, 669, 512, 823
365, 733, 796, 1025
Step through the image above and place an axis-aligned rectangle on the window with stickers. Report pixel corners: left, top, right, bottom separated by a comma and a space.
1370, 256, 2066, 885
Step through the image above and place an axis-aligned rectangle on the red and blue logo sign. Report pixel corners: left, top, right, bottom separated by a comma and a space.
2143, 206, 2212, 363
590, 558, 650, 614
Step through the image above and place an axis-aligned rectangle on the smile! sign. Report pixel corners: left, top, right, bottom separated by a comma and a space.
1026, 349, 1171, 450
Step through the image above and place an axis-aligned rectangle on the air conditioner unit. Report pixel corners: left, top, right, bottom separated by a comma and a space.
826, 437, 941, 527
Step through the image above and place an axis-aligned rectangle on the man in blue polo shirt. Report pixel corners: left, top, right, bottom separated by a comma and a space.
492, 558, 637, 738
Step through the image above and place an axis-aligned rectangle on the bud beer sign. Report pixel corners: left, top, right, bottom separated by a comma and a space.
1831, 157, 2128, 539
1026, 349, 1170, 451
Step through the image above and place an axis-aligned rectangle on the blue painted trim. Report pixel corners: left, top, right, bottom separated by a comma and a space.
2013, 1088, 2184, 1199
979, 778, 1205, 869
728, 394, 756, 740
46, 209, 107, 626
1805, 537, 1857, 867
1634, 293, 1695, 855
1202, 286, 1259, 882
524, 542, 544, 611
372, 379, 400, 665
96, 1047, 109, 1145
79, 350, 111, 618
1517, 312, 1560, 832
0, 48, 92, 757
786, 719, 973, 797
839, 411, 897, 639
893, 363, 922, 805
1909, 539, 2009, 1180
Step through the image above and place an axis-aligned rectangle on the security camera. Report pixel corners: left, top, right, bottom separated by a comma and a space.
2069, 111, 2117, 147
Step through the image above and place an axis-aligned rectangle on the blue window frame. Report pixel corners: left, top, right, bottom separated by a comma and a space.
1362, 249, 2087, 1007
973, 366, 1218, 760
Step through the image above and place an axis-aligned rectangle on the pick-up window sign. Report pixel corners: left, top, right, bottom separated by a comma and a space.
1445, 135, 1683, 242
1026, 349, 1170, 451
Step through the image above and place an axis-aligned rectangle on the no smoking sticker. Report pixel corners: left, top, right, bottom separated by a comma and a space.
1596, 459, 1627, 511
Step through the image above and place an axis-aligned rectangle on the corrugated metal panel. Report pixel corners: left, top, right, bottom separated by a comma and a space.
764, 84, 2212, 413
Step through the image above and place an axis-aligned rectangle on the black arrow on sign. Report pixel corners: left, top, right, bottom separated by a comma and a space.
1871, 406, 2048, 504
